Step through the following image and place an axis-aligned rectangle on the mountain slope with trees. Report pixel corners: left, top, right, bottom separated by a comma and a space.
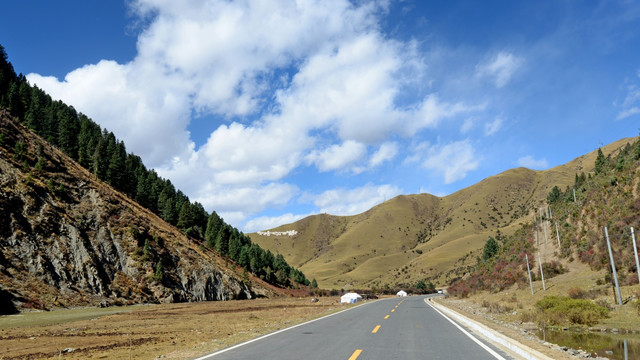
0, 45, 308, 313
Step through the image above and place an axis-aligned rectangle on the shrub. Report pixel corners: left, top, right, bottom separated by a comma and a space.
536, 296, 609, 326
567, 287, 585, 299
540, 260, 567, 279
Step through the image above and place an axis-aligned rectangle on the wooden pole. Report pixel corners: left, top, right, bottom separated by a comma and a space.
604, 227, 623, 305
526, 254, 534, 295
555, 221, 561, 248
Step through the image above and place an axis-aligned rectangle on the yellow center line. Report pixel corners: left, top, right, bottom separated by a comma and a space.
384, 315, 390, 319
348, 349, 362, 360
391, 309, 395, 312
372, 325, 381, 333
395, 305, 398, 308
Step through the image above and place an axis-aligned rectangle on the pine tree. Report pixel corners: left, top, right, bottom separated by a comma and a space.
205, 211, 223, 248
154, 261, 164, 283
594, 148, 607, 174
482, 237, 499, 261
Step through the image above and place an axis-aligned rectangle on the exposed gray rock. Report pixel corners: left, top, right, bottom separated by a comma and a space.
0, 126, 272, 311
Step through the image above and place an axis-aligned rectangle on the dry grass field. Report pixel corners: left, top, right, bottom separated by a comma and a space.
0, 297, 348, 360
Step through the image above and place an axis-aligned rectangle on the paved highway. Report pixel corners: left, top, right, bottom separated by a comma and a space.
195, 295, 513, 360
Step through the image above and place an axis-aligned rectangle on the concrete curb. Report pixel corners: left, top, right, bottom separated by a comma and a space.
427, 298, 555, 360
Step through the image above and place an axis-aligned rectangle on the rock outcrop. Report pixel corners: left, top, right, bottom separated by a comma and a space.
0, 112, 273, 313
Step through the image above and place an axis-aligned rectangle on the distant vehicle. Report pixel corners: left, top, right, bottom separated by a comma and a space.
437, 289, 443, 294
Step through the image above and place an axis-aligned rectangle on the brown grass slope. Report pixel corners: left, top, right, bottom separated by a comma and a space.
251, 138, 634, 289
0, 111, 278, 313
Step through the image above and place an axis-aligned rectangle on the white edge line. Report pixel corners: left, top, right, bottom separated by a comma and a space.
426, 298, 552, 360
193, 300, 380, 360
424, 298, 507, 360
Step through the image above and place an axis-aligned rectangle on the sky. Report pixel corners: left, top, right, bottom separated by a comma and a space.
2, 0, 640, 232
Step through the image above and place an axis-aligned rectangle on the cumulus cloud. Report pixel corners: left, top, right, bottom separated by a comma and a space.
476, 51, 522, 88
312, 184, 402, 215
517, 155, 549, 169
305, 140, 367, 172
420, 140, 480, 184
25, 0, 483, 230
369, 142, 399, 167
244, 212, 314, 233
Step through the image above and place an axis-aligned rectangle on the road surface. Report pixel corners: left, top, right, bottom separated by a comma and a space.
195, 295, 513, 360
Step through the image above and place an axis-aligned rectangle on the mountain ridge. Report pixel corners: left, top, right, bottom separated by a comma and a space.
250, 137, 634, 289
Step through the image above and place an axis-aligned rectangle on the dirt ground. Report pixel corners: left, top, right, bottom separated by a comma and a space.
0, 296, 346, 360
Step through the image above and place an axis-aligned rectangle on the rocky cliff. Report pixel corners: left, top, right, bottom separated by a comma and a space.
0, 111, 274, 314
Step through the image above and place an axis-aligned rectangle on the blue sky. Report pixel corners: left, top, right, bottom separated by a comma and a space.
2, 0, 640, 232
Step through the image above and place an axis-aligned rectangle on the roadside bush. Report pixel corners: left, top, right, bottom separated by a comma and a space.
536, 296, 609, 326
567, 287, 585, 299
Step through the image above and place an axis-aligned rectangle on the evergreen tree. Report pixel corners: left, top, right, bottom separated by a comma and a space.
239, 246, 250, 268
229, 232, 242, 261
594, 148, 607, 174
482, 237, 499, 261
215, 224, 230, 256
154, 261, 164, 283
547, 186, 561, 204
205, 211, 223, 247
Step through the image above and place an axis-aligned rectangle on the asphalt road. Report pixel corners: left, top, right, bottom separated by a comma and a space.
195, 295, 513, 360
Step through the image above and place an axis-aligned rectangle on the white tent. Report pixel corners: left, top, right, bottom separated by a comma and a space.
396, 290, 407, 297
340, 292, 362, 303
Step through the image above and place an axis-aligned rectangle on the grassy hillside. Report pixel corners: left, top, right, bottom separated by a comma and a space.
250, 138, 634, 290
446, 139, 640, 331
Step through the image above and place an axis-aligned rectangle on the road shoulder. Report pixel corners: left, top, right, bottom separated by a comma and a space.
430, 297, 579, 360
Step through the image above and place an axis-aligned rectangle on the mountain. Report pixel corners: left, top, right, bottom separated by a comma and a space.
250, 138, 634, 289
0, 110, 276, 314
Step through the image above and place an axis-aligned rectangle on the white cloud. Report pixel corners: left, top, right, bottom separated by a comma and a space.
24, 0, 483, 230
195, 182, 298, 214
460, 118, 475, 134
421, 140, 480, 184
369, 142, 399, 167
616, 107, 640, 120
476, 51, 522, 88
617, 82, 640, 120
484, 117, 503, 135
244, 212, 314, 233
305, 140, 367, 172
517, 155, 549, 169
312, 184, 402, 215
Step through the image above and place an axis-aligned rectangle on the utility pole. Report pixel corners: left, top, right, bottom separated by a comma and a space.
604, 227, 623, 305
538, 252, 546, 291
555, 222, 561, 248
525, 254, 534, 295
632, 227, 640, 286
573, 188, 576, 203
